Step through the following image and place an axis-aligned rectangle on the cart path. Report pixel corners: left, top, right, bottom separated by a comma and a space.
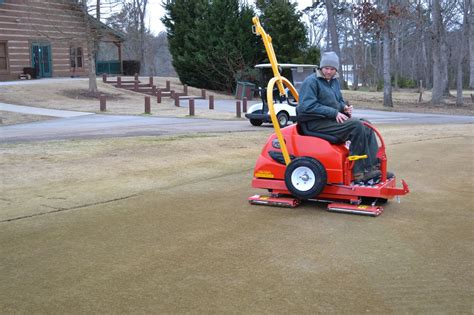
0, 102, 95, 117
1, 103, 473, 143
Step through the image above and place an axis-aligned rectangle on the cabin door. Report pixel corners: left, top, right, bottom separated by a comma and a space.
31, 43, 52, 78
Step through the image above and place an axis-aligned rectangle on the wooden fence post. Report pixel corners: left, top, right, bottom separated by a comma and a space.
209, 95, 214, 110
189, 98, 195, 116
236, 100, 241, 118
175, 95, 180, 107
99, 95, 106, 112
144, 96, 151, 114
157, 89, 162, 103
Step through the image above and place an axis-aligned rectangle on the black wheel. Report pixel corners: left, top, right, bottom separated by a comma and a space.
250, 119, 263, 126
284, 157, 327, 200
277, 111, 289, 128
287, 97, 298, 106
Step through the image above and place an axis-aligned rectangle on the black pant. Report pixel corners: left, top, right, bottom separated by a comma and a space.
305, 118, 378, 174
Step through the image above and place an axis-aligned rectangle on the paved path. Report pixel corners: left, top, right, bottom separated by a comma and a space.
0, 114, 258, 143
0, 102, 94, 117
352, 109, 474, 124
0, 77, 88, 86
193, 98, 260, 112
1, 103, 473, 143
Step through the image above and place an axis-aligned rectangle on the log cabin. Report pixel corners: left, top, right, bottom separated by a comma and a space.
0, 0, 125, 81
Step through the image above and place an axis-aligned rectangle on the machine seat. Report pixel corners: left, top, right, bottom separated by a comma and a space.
297, 122, 343, 144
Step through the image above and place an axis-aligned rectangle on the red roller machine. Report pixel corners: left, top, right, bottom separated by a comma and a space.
248, 17, 409, 217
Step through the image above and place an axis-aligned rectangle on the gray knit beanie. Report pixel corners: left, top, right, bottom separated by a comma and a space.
320, 51, 339, 70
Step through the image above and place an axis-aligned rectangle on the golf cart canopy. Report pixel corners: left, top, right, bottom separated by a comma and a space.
254, 63, 317, 91
254, 63, 317, 69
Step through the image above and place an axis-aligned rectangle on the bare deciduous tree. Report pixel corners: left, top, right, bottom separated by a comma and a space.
382, 0, 393, 107
134, 0, 148, 75
325, 0, 343, 86
456, 0, 469, 105
80, 0, 98, 93
431, 0, 446, 104
469, 0, 474, 89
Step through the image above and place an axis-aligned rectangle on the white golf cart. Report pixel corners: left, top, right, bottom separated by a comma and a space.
245, 63, 317, 128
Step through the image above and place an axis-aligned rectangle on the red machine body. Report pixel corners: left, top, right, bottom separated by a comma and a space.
250, 123, 409, 215
249, 17, 408, 216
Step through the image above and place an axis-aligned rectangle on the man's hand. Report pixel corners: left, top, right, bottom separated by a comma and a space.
336, 112, 348, 123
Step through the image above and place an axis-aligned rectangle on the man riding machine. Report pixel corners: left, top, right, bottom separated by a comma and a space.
248, 17, 409, 216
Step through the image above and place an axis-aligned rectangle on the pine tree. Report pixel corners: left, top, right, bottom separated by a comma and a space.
255, 0, 307, 63
162, 0, 261, 91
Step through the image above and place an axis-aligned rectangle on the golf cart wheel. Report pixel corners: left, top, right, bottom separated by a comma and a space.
284, 157, 327, 200
250, 119, 263, 126
287, 98, 298, 106
277, 111, 289, 128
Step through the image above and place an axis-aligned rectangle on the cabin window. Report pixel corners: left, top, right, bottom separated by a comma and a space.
70, 47, 83, 68
0, 41, 8, 72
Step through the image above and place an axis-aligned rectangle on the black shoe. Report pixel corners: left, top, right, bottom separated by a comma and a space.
362, 169, 381, 181
367, 171, 395, 185
353, 170, 381, 185
371, 165, 395, 179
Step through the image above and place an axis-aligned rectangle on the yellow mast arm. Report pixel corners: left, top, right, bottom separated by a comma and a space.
252, 17, 285, 96
252, 16, 298, 166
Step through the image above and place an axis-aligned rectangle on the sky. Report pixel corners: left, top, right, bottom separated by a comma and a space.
146, 0, 315, 35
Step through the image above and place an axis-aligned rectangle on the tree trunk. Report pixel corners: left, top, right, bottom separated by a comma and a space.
469, 1, 474, 89
350, 9, 360, 90
137, 0, 148, 76
394, 30, 399, 90
441, 39, 450, 96
351, 40, 359, 90
431, 0, 444, 104
421, 33, 430, 88
383, 0, 393, 107
377, 35, 383, 85
325, 0, 343, 87
82, 0, 98, 93
457, 0, 469, 105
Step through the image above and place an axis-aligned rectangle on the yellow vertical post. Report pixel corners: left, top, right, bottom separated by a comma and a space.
252, 17, 299, 166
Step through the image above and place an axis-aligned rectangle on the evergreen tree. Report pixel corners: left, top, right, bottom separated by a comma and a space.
255, 0, 308, 63
162, 0, 261, 91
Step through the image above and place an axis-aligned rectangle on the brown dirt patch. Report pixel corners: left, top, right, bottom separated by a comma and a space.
59, 88, 126, 101
0, 124, 472, 313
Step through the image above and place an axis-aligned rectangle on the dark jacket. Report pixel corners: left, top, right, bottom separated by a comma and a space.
296, 70, 345, 122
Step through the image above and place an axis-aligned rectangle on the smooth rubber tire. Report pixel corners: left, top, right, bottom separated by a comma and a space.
284, 157, 327, 199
